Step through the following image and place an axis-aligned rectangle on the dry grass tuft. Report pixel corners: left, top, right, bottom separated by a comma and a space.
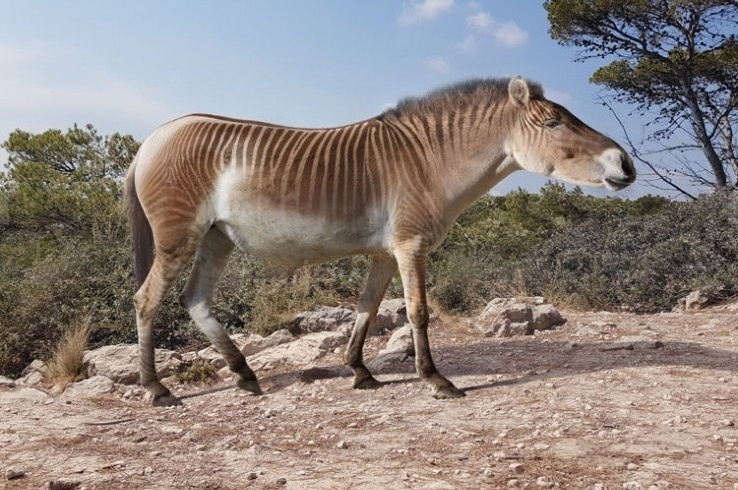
45, 316, 92, 388
249, 266, 338, 336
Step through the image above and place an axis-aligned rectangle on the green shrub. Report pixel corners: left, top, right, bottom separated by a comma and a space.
503, 191, 738, 311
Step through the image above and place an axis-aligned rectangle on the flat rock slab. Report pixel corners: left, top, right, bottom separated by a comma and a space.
84, 345, 182, 385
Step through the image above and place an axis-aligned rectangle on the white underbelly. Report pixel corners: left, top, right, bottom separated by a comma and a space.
216, 206, 390, 266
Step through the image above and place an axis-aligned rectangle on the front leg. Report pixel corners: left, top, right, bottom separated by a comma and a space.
344, 256, 397, 390
395, 247, 465, 399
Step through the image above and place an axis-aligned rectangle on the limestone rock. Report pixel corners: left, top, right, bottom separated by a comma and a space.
62, 375, 115, 398
16, 359, 47, 387
238, 329, 294, 356
84, 345, 182, 385
292, 306, 356, 334
475, 298, 566, 337
366, 324, 415, 372
383, 324, 414, 355
366, 351, 412, 373
374, 298, 410, 334
684, 290, 710, 311
248, 330, 348, 370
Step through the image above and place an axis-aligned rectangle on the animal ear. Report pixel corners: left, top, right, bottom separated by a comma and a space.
508, 76, 529, 107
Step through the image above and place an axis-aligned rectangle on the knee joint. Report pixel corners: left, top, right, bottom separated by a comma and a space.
408, 309, 428, 328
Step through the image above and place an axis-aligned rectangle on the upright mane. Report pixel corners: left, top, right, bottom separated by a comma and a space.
379, 77, 545, 120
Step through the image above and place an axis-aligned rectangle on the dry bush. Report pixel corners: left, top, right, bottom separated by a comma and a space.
45, 316, 92, 387
176, 358, 218, 384
248, 266, 340, 336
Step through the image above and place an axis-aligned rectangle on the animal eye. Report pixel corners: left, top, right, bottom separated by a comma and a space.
543, 119, 562, 129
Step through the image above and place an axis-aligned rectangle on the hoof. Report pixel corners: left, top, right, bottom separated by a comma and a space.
152, 392, 182, 407
433, 385, 466, 399
237, 378, 263, 395
353, 376, 382, 390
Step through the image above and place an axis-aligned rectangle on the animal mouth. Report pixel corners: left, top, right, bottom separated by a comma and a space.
604, 177, 633, 191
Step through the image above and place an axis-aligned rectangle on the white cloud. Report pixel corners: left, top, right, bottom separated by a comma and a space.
424, 56, 451, 74
492, 21, 529, 48
466, 11, 492, 30
399, 0, 454, 25
457, 34, 476, 53
462, 9, 529, 49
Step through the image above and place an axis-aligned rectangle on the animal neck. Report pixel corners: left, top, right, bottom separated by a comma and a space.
398, 104, 520, 221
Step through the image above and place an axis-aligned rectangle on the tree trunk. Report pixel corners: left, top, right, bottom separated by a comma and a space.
682, 81, 728, 189
719, 116, 738, 188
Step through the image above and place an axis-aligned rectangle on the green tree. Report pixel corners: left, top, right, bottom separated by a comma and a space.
0, 124, 139, 229
544, 0, 738, 195
0, 125, 141, 377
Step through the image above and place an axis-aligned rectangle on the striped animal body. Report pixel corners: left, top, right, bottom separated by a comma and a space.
125, 77, 635, 405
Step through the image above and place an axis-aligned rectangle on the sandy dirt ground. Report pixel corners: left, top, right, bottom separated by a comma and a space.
1, 308, 737, 490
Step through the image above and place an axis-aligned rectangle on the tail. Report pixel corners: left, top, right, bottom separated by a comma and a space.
124, 157, 154, 288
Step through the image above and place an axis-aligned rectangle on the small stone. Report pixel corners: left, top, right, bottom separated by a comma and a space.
536, 476, 553, 487
142, 467, 153, 476
5, 469, 26, 480
507, 479, 519, 487
247, 472, 258, 480
627, 463, 639, 470
721, 419, 735, 427
276, 477, 287, 485
623, 482, 643, 490
509, 463, 525, 474
483, 467, 494, 477
46, 479, 81, 490
337, 440, 348, 449
599, 342, 634, 352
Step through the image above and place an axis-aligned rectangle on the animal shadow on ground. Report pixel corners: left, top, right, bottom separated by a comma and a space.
439, 339, 738, 393
177, 338, 736, 400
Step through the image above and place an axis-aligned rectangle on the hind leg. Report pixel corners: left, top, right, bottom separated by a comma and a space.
345, 255, 397, 389
179, 227, 262, 395
135, 247, 195, 406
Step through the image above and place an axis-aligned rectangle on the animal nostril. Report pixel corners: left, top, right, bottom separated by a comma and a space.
621, 154, 635, 180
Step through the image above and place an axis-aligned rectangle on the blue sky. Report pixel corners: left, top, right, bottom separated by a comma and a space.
0, 1, 651, 197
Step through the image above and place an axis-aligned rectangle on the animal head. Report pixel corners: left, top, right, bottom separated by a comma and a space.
504, 77, 635, 191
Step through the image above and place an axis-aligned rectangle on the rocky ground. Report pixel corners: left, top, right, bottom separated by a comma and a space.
1, 304, 737, 490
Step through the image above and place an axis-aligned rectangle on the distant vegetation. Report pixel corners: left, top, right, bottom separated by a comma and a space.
1, 125, 737, 378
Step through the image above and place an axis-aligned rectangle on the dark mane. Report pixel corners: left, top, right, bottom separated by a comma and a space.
378, 77, 545, 120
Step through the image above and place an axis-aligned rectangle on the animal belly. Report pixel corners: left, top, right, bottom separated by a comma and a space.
217, 209, 388, 266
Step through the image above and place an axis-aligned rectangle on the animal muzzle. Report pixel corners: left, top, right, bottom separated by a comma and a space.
601, 149, 636, 191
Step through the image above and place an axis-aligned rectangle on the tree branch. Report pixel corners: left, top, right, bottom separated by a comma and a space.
602, 100, 697, 200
